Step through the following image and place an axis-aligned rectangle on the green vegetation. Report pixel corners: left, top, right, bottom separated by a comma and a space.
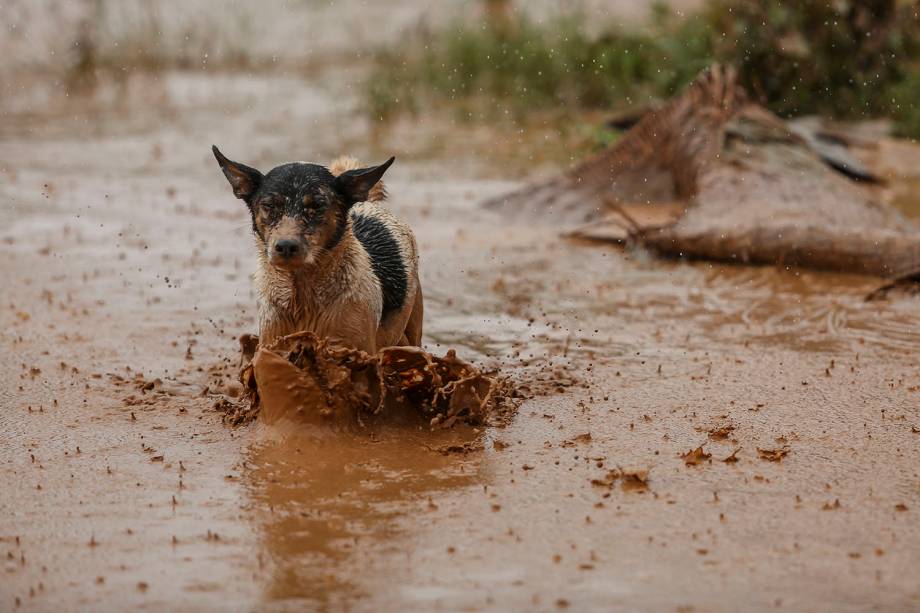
364, 1, 920, 137
890, 73, 920, 138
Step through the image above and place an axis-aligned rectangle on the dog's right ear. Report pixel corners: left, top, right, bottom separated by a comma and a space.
335, 157, 395, 206
212, 145, 262, 202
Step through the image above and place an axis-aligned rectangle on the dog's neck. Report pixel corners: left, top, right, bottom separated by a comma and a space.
254, 225, 362, 341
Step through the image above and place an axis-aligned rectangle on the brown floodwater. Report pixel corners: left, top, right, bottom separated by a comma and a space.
2, 70, 919, 611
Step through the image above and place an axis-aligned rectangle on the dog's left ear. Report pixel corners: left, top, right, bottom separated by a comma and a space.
335, 157, 395, 206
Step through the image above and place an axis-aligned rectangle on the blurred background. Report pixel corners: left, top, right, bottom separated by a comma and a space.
2, 0, 917, 167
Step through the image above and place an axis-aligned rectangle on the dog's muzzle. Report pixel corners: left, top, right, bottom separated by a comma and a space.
268, 238, 306, 268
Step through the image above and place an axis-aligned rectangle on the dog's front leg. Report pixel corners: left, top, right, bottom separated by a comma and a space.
332, 306, 378, 354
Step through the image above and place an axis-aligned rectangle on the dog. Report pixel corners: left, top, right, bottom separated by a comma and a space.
212, 146, 423, 354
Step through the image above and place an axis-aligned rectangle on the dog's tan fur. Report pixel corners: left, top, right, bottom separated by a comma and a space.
254, 156, 422, 353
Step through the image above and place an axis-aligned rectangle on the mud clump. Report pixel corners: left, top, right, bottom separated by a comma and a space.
224, 332, 517, 428
591, 467, 650, 493
757, 447, 791, 462
681, 445, 712, 466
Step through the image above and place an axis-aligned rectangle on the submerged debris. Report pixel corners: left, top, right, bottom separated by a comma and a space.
222, 332, 517, 428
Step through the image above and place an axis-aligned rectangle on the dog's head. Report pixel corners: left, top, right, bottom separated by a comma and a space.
212, 146, 394, 270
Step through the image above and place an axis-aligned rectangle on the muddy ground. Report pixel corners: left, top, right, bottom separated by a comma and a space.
2, 66, 920, 612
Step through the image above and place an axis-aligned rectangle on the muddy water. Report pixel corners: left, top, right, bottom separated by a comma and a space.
2, 69, 919, 611
246, 424, 481, 609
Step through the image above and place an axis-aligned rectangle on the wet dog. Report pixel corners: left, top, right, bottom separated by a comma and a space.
213, 146, 423, 353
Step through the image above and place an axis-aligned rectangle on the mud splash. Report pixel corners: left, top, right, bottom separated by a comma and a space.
229, 332, 516, 429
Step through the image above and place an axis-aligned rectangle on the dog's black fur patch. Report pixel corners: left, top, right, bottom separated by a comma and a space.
351, 212, 407, 319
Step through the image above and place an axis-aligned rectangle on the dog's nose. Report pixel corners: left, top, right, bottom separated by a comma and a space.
274, 240, 301, 259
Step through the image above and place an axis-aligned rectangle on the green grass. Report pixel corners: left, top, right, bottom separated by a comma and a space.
364, 1, 920, 138
890, 72, 920, 139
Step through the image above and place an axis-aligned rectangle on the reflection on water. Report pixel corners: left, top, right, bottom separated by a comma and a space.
543, 258, 920, 355
699, 267, 920, 352
244, 423, 481, 609
424, 239, 919, 378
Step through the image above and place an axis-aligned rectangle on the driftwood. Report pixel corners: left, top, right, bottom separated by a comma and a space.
485, 65, 920, 282
643, 225, 920, 278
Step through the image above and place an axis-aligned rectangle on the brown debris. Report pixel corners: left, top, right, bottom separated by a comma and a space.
592, 467, 649, 492
562, 433, 593, 447
757, 447, 790, 462
721, 448, 741, 463
434, 442, 484, 455
707, 424, 735, 441
620, 468, 650, 492
590, 470, 620, 488
681, 445, 711, 466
